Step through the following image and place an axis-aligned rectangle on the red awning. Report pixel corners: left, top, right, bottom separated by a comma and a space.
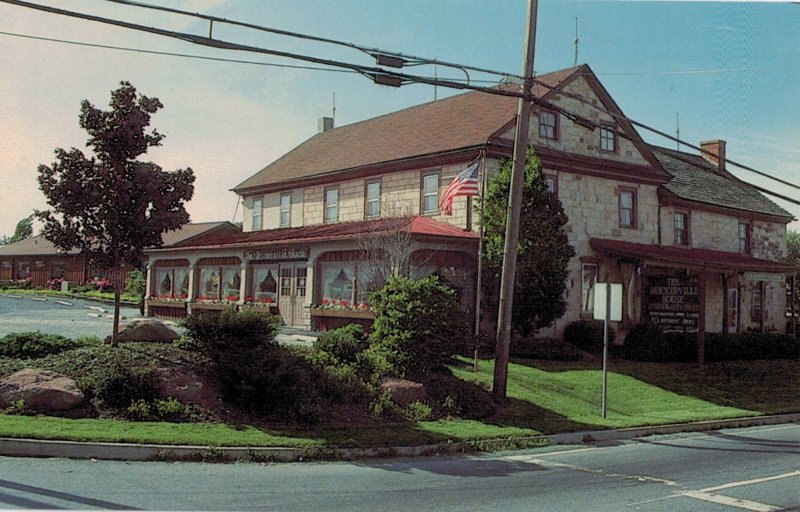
151, 216, 478, 253
590, 238, 797, 274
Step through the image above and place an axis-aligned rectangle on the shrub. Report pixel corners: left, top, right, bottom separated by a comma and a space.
367, 275, 470, 380
313, 324, 367, 363
124, 270, 146, 297
705, 332, 800, 361
622, 323, 696, 362
92, 358, 160, 409
0, 331, 88, 358
124, 397, 193, 422
183, 307, 323, 423
563, 320, 615, 354
402, 400, 432, 421
510, 336, 582, 360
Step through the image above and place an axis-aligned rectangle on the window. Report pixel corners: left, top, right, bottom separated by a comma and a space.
539, 110, 558, 140
581, 263, 598, 314
751, 286, 763, 323
155, 267, 189, 300
199, 266, 240, 301
15, 261, 30, 279
422, 173, 439, 214
252, 198, 262, 231
674, 212, 689, 246
51, 260, 65, 279
738, 221, 751, 255
727, 288, 739, 333
320, 261, 387, 307
599, 124, 616, 152
619, 188, 636, 228
251, 266, 278, 303
280, 194, 291, 228
324, 187, 339, 223
365, 181, 381, 219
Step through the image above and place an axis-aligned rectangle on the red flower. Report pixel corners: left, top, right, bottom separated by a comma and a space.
226, 295, 238, 301
246, 296, 254, 302
265, 298, 273, 303
322, 298, 328, 305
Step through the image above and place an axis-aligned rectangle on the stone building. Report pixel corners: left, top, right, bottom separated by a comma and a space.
144, 64, 796, 336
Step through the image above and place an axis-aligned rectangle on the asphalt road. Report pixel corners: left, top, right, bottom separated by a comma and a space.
0, 423, 797, 511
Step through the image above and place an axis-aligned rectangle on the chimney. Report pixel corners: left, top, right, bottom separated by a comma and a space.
318, 117, 334, 133
700, 139, 726, 172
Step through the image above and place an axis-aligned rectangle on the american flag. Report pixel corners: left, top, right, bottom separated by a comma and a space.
439, 159, 481, 215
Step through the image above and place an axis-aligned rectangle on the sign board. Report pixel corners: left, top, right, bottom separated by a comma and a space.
743, 272, 783, 282
245, 247, 308, 261
645, 274, 699, 333
593, 283, 622, 322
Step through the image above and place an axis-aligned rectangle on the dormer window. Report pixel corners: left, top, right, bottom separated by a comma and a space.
599, 123, 617, 152
539, 110, 558, 140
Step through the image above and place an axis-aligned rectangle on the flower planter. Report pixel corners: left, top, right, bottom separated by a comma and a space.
310, 308, 375, 332
310, 308, 375, 320
146, 300, 187, 319
239, 304, 279, 315
188, 302, 234, 315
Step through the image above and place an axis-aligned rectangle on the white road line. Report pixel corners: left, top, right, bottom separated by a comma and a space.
681, 490, 779, 511
699, 469, 800, 493
508, 456, 679, 487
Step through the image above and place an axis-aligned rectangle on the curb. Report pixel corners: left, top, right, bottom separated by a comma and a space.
2, 413, 798, 463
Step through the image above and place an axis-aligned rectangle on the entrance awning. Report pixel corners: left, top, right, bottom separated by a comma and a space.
590, 238, 797, 274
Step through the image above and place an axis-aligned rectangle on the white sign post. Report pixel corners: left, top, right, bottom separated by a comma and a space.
593, 283, 622, 419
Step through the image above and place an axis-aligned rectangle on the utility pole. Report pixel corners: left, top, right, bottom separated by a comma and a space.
493, 0, 538, 403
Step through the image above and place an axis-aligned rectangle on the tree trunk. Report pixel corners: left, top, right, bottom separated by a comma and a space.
111, 257, 121, 347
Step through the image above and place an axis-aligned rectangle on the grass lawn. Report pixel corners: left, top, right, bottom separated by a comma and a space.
450, 357, 761, 433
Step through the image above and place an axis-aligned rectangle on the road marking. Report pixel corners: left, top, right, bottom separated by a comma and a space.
507, 456, 679, 487
699, 469, 800, 493
681, 490, 779, 511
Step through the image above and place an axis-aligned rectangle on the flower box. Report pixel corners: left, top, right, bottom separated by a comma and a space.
310, 308, 375, 320
239, 304, 279, 315
147, 300, 187, 309
189, 302, 231, 314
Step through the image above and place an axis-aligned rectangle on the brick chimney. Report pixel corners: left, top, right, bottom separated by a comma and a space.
700, 139, 726, 172
318, 117, 334, 133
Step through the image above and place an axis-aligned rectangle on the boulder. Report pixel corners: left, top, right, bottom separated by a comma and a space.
379, 377, 427, 406
0, 369, 84, 411
113, 319, 180, 344
155, 367, 220, 411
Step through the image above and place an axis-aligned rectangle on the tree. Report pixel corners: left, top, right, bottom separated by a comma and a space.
37, 82, 195, 346
786, 230, 800, 331
480, 147, 575, 337
0, 214, 34, 245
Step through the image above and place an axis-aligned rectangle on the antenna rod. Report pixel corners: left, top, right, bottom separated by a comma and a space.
573, 17, 579, 66
332, 92, 336, 124
676, 113, 680, 151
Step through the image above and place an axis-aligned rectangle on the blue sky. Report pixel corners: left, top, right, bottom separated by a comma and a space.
1, 0, 798, 238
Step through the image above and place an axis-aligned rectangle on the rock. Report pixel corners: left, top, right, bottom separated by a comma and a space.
155, 367, 220, 411
379, 377, 427, 406
115, 319, 180, 343
0, 369, 84, 411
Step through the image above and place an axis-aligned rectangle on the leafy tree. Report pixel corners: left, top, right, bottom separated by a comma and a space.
0, 214, 34, 245
37, 82, 195, 346
787, 230, 800, 327
480, 147, 575, 337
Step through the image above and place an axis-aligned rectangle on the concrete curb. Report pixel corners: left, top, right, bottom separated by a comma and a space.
2, 413, 798, 463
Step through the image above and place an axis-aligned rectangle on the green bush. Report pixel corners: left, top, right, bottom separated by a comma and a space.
563, 320, 615, 354
510, 336, 583, 360
124, 270, 146, 297
705, 332, 800, 361
183, 307, 323, 423
92, 358, 160, 409
0, 332, 89, 359
313, 324, 367, 363
124, 397, 193, 422
367, 275, 470, 381
622, 323, 696, 362
426, 372, 495, 419
402, 400, 432, 421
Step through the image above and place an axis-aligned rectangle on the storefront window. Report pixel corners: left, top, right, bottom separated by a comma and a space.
222, 268, 242, 301
251, 267, 278, 303
199, 268, 220, 300
321, 264, 354, 305
15, 261, 31, 279
157, 269, 173, 297
51, 260, 66, 279
176, 268, 189, 298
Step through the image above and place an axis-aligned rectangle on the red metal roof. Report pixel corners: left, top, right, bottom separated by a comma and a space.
154, 216, 478, 253
590, 238, 796, 273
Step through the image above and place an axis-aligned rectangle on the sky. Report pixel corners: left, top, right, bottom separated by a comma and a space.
1, 0, 798, 238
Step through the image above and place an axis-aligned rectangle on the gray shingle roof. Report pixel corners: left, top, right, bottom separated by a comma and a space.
651, 146, 794, 220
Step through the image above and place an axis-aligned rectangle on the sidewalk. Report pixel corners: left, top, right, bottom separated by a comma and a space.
3, 413, 798, 463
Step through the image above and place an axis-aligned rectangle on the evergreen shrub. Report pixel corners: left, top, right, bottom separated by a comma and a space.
0, 331, 89, 359
563, 320, 614, 354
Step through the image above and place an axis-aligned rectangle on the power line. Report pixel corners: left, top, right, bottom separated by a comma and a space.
0, 30, 359, 74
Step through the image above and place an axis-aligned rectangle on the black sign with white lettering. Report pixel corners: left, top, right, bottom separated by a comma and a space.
644, 274, 699, 333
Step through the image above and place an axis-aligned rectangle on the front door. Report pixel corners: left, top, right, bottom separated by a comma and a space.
279, 264, 307, 327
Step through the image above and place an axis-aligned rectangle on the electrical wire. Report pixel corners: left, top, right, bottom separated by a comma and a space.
0, 30, 359, 73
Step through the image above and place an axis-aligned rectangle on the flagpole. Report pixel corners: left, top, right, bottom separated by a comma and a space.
473, 147, 487, 372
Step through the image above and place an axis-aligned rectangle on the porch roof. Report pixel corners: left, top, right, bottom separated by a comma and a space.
590, 238, 797, 274
150, 216, 479, 253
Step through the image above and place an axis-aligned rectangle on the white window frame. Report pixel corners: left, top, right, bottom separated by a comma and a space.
581, 263, 598, 314
252, 197, 263, 231
539, 110, 558, 140
365, 180, 381, 219
727, 288, 739, 333
422, 173, 440, 214
280, 193, 291, 228
599, 124, 616, 152
324, 187, 339, 223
